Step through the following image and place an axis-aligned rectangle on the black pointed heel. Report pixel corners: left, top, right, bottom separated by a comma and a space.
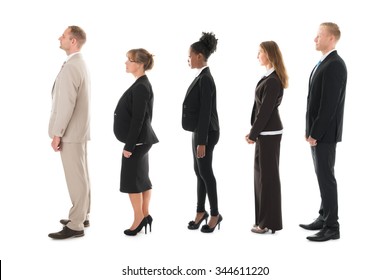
201, 214, 223, 233
124, 218, 148, 236
146, 215, 153, 233
188, 212, 209, 230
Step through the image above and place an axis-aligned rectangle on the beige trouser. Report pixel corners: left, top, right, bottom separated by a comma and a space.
60, 142, 91, 231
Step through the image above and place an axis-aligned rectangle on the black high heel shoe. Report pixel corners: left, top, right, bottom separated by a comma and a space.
188, 211, 209, 230
201, 214, 223, 233
124, 218, 148, 236
145, 215, 153, 233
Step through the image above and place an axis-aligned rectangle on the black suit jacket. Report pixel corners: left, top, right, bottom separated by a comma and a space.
182, 67, 219, 145
114, 75, 159, 152
249, 72, 284, 141
306, 51, 347, 143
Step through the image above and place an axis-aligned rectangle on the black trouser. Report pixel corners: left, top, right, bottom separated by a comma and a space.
311, 142, 339, 229
192, 130, 220, 216
254, 134, 282, 230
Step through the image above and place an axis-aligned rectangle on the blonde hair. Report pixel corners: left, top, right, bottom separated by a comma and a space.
127, 48, 154, 71
320, 22, 341, 41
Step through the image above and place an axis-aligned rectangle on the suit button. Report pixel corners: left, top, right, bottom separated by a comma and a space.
183, 105, 187, 108
183, 114, 186, 117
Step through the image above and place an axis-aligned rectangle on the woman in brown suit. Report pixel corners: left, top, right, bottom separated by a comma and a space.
245, 41, 288, 234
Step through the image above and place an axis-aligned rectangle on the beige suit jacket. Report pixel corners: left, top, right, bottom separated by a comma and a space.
49, 53, 91, 143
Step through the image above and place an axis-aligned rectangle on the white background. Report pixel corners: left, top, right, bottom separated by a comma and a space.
0, 0, 389, 279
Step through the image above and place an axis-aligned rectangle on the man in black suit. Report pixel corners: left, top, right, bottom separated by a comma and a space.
300, 22, 347, 242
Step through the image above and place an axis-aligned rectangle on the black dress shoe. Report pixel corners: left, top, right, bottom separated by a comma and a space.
306, 227, 340, 242
299, 218, 324, 230
48, 226, 84, 239
60, 219, 90, 227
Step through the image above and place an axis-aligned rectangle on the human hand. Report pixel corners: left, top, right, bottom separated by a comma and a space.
245, 134, 255, 144
123, 150, 132, 158
307, 136, 317, 146
51, 136, 62, 152
197, 145, 206, 158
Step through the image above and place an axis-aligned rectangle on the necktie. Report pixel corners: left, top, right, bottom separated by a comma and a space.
310, 60, 322, 82
314, 60, 321, 70
52, 61, 66, 91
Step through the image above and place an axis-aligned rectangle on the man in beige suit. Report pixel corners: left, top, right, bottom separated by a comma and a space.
48, 26, 91, 239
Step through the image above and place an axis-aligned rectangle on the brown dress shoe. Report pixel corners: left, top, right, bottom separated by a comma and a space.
60, 219, 90, 227
48, 226, 84, 239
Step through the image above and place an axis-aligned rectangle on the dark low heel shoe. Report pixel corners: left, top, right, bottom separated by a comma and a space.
48, 226, 84, 239
299, 218, 324, 230
307, 227, 340, 242
188, 211, 209, 230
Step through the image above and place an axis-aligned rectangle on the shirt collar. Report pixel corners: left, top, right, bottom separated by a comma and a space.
320, 49, 336, 63
264, 67, 275, 77
66, 52, 80, 62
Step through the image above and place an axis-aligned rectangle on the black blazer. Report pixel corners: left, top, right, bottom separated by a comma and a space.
249, 72, 284, 141
182, 67, 219, 145
306, 51, 347, 143
114, 75, 159, 152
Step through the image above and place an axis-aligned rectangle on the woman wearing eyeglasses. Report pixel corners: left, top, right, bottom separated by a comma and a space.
114, 48, 159, 236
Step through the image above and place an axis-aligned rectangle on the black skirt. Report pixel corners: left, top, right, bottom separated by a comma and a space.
120, 144, 152, 193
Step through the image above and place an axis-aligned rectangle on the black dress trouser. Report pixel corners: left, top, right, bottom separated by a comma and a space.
192, 130, 220, 216
311, 142, 339, 229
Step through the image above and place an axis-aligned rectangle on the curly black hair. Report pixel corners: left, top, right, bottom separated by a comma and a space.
190, 32, 218, 61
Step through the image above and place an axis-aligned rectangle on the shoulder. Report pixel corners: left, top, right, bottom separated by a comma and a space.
325, 51, 345, 65
325, 55, 347, 75
67, 53, 85, 65
131, 77, 152, 97
63, 55, 86, 73
265, 73, 282, 87
199, 69, 214, 84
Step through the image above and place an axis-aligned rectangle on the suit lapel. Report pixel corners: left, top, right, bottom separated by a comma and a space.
184, 75, 201, 100
310, 51, 338, 86
184, 68, 209, 100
